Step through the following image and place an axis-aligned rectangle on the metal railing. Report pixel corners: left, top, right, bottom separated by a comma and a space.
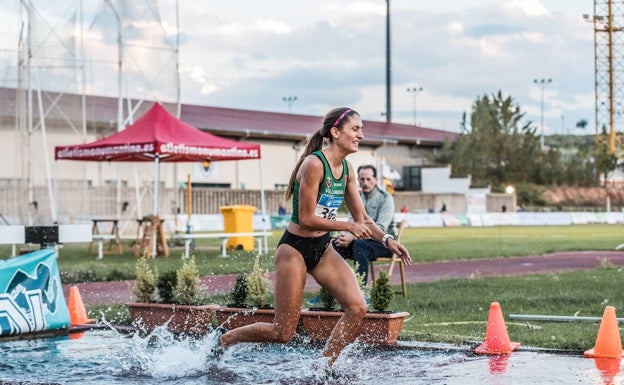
0, 180, 516, 225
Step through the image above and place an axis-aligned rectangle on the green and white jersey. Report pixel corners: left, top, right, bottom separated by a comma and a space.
291, 150, 349, 224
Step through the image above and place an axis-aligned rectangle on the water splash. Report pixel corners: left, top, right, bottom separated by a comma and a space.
113, 324, 219, 379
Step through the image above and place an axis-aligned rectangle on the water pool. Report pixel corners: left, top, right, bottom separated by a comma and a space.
0, 327, 620, 385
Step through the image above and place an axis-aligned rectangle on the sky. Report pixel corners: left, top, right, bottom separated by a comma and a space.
0, 0, 597, 136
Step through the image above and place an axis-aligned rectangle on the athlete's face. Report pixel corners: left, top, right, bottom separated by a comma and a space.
335, 114, 363, 153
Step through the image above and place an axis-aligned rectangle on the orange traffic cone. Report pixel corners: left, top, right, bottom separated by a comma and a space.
475, 302, 520, 354
67, 285, 94, 325
585, 306, 624, 358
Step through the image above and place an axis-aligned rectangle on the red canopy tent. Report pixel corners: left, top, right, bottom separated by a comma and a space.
54, 103, 264, 255
55, 102, 261, 163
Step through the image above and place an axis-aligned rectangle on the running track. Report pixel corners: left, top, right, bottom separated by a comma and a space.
63, 250, 624, 307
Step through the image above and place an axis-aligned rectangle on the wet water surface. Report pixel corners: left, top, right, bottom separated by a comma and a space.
0, 328, 620, 385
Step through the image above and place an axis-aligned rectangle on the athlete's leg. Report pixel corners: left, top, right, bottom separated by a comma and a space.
310, 246, 367, 366
220, 244, 307, 346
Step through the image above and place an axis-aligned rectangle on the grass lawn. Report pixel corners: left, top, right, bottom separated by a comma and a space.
402, 224, 624, 262
1, 223, 618, 282
396, 266, 624, 352
0, 225, 624, 283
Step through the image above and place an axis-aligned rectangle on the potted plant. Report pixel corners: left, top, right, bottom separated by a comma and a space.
214, 255, 275, 329
370, 268, 394, 312
300, 269, 409, 345
127, 256, 216, 335
359, 270, 410, 344
227, 273, 248, 308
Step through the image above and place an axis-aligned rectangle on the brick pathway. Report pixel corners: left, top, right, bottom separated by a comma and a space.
63, 250, 624, 307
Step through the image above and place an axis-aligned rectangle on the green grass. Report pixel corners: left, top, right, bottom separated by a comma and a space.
1, 224, 620, 281
396, 266, 624, 351
89, 266, 622, 352
403, 224, 624, 262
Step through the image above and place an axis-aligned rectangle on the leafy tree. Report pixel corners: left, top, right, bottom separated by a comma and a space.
438, 92, 604, 202
594, 126, 619, 185
576, 119, 589, 130
438, 91, 540, 189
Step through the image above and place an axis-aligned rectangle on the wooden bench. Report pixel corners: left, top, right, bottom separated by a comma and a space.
172, 231, 273, 258
88, 218, 124, 258
92, 234, 122, 260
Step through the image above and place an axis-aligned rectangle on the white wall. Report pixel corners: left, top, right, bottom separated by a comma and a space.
2, 123, 404, 191
421, 166, 471, 194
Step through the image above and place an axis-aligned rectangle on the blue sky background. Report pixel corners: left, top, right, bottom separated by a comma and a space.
0, 1, 597, 135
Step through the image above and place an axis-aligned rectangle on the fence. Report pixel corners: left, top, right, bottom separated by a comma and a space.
0, 180, 515, 225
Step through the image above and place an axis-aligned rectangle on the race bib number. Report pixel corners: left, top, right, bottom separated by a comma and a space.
315, 194, 343, 220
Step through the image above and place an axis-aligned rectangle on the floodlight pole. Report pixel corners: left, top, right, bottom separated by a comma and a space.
534, 78, 552, 150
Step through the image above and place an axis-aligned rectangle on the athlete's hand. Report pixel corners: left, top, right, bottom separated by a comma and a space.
387, 239, 412, 265
335, 231, 355, 247
348, 222, 372, 240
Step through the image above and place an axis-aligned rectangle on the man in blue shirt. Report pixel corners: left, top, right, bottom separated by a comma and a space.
333, 164, 396, 285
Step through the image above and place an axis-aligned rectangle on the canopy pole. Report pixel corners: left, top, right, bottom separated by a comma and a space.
258, 159, 268, 253
126, 102, 142, 220
35, 72, 57, 223
186, 173, 192, 233
151, 155, 161, 257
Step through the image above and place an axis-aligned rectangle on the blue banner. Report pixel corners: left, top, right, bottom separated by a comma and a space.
0, 249, 70, 336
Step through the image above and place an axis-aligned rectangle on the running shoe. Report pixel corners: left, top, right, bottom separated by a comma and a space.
209, 326, 227, 357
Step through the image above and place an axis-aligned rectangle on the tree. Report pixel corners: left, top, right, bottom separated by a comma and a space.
594, 126, 619, 185
437, 93, 602, 199
576, 119, 588, 130
438, 91, 540, 189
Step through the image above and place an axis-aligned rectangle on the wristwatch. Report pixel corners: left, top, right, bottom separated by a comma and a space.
381, 234, 395, 247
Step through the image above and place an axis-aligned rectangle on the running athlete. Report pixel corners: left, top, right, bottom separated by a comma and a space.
218, 107, 412, 367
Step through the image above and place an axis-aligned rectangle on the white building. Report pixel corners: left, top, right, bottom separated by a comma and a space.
0, 87, 458, 192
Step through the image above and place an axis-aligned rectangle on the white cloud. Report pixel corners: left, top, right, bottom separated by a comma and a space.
445, 22, 464, 35
503, 0, 549, 17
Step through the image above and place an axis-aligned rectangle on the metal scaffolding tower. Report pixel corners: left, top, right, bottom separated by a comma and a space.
591, 0, 624, 154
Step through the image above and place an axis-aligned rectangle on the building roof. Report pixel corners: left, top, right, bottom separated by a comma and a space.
0, 87, 457, 147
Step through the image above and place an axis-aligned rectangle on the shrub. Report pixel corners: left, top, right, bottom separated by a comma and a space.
320, 286, 338, 311
315, 262, 366, 311
230, 273, 248, 306
132, 257, 157, 303
352, 262, 369, 297
516, 182, 547, 206
156, 270, 178, 304
246, 255, 271, 308
370, 270, 394, 312
173, 256, 202, 305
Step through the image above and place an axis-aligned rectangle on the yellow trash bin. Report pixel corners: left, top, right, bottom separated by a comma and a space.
220, 205, 257, 250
